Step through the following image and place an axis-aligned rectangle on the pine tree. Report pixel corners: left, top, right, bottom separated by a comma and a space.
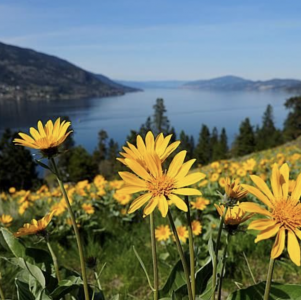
219, 127, 229, 158
194, 125, 211, 165
211, 127, 219, 161
178, 130, 194, 160
0, 129, 39, 191
283, 96, 301, 141
256, 105, 283, 150
168, 127, 177, 143
232, 118, 256, 156
152, 98, 170, 135
139, 116, 152, 138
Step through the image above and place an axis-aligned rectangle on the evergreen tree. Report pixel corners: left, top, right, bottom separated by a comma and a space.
139, 116, 152, 138
152, 98, 170, 135
67, 146, 98, 182
256, 105, 283, 150
178, 130, 194, 160
168, 126, 177, 143
0, 129, 39, 191
194, 125, 211, 165
219, 127, 229, 159
95, 130, 108, 161
126, 130, 138, 145
283, 96, 301, 141
232, 118, 256, 156
210, 127, 219, 161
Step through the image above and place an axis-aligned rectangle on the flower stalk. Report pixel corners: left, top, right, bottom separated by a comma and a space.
264, 258, 275, 300
211, 206, 228, 300
50, 158, 90, 300
150, 213, 159, 300
168, 210, 193, 300
46, 240, 61, 282
185, 196, 195, 299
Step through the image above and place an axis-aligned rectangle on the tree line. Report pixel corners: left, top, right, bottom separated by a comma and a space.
1, 96, 301, 191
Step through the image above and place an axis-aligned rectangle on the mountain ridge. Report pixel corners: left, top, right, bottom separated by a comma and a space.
0, 41, 137, 101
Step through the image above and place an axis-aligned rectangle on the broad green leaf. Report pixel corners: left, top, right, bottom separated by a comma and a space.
227, 282, 301, 300
50, 275, 83, 299
15, 279, 35, 300
0, 228, 26, 258
208, 236, 215, 263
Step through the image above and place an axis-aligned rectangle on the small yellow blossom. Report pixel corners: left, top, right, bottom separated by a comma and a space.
191, 220, 202, 236
191, 197, 210, 211
82, 203, 95, 214
9, 187, 16, 194
176, 226, 189, 243
0, 214, 13, 227
155, 225, 171, 242
210, 173, 219, 182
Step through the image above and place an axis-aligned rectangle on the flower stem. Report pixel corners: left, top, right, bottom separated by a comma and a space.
167, 210, 193, 300
94, 271, 102, 291
0, 274, 5, 300
46, 240, 61, 282
264, 258, 275, 300
50, 158, 90, 300
150, 213, 159, 300
211, 206, 228, 300
185, 196, 195, 299
217, 233, 230, 300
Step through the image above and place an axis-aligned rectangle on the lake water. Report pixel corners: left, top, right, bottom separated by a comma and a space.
0, 89, 294, 152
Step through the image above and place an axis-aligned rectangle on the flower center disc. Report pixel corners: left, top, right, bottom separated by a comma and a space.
147, 175, 175, 197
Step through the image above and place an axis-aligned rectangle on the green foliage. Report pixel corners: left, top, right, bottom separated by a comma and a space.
194, 125, 211, 164
283, 96, 301, 141
256, 105, 283, 150
232, 118, 256, 156
152, 98, 170, 135
227, 282, 301, 300
178, 130, 195, 160
0, 129, 39, 191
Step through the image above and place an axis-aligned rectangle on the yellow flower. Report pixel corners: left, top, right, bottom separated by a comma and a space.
289, 180, 296, 193
210, 173, 219, 182
191, 197, 210, 210
82, 203, 95, 214
155, 225, 171, 241
19, 191, 31, 204
113, 192, 131, 205
198, 179, 208, 187
119, 141, 205, 217
219, 177, 226, 188
225, 178, 248, 201
0, 214, 13, 227
243, 158, 256, 172
51, 201, 67, 216
215, 204, 253, 226
191, 220, 202, 236
240, 163, 301, 266
118, 131, 180, 169
9, 187, 16, 194
211, 162, 220, 169
109, 180, 124, 190
176, 226, 189, 243
236, 168, 246, 177
94, 175, 107, 187
13, 118, 72, 157
14, 211, 55, 237
19, 201, 30, 215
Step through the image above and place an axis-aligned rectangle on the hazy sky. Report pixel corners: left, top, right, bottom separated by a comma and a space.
1, 0, 301, 80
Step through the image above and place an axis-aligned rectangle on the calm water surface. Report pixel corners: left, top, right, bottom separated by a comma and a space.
0, 89, 294, 151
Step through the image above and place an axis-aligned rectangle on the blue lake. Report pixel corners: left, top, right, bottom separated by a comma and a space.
0, 89, 294, 151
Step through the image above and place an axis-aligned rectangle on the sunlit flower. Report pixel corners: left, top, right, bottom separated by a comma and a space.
51, 201, 67, 216
118, 131, 180, 169
243, 158, 256, 172
211, 162, 220, 169
82, 203, 95, 214
215, 204, 253, 227
19, 201, 30, 215
9, 187, 16, 194
289, 180, 296, 193
0, 214, 13, 227
225, 178, 248, 202
219, 177, 226, 188
198, 179, 208, 187
13, 118, 72, 157
14, 211, 55, 237
118, 143, 205, 217
155, 225, 171, 241
113, 192, 131, 205
210, 173, 219, 182
240, 163, 301, 266
191, 220, 202, 236
19, 191, 31, 204
109, 180, 124, 190
191, 197, 210, 211
176, 226, 189, 243
94, 175, 107, 187
236, 168, 246, 177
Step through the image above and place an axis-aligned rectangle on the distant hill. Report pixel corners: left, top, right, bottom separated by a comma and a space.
95, 74, 140, 92
116, 80, 187, 89
182, 75, 301, 91
0, 42, 137, 101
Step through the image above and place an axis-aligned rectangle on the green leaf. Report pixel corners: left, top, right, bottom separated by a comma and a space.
35, 159, 51, 171
0, 228, 26, 258
15, 279, 35, 300
227, 282, 301, 300
50, 275, 83, 299
158, 256, 187, 297
208, 235, 215, 263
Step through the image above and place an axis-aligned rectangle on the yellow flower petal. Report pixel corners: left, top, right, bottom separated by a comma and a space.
241, 184, 273, 208
250, 175, 275, 201
176, 172, 206, 188
280, 163, 289, 199
157, 195, 168, 217
143, 197, 159, 216
172, 188, 201, 196
124, 159, 150, 181
239, 202, 272, 217
128, 193, 152, 214
287, 229, 301, 266
271, 227, 285, 259
118, 172, 146, 187
167, 151, 187, 178
168, 194, 188, 212
248, 218, 276, 230
255, 223, 281, 243
271, 164, 282, 199
291, 173, 301, 203
118, 186, 147, 194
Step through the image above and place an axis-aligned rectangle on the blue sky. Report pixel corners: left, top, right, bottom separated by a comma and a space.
1, 0, 301, 80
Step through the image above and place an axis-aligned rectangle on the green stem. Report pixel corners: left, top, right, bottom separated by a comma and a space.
217, 233, 230, 300
211, 207, 228, 300
50, 158, 90, 300
150, 213, 159, 300
0, 276, 5, 300
46, 241, 61, 282
185, 196, 195, 299
94, 271, 102, 291
264, 258, 275, 300
168, 210, 193, 300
